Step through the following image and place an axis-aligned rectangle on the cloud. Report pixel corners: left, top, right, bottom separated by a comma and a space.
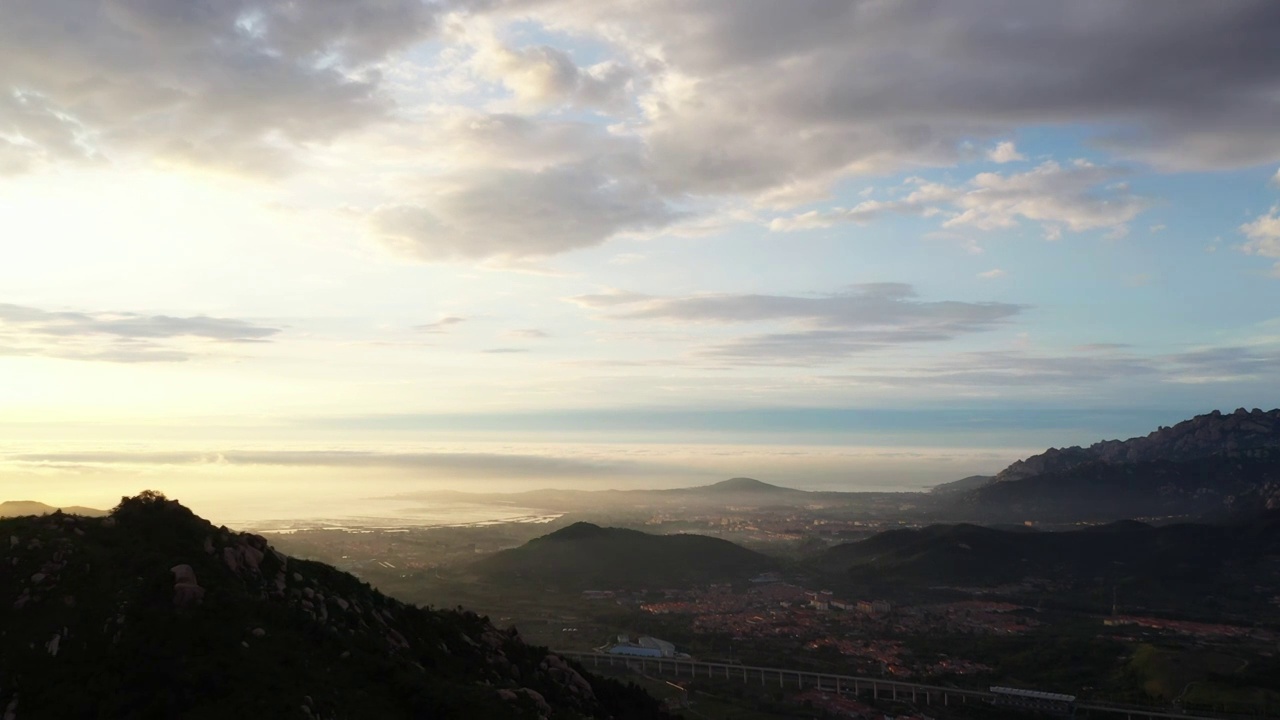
0, 0, 438, 174
461, 1, 1280, 210
772, 161, 1147, 238
987, 141, 1025, 164
481, 347, 528, 353
816, 343, 1280, 395
506, 328, 550, 339
829, 350, 1158, 389
566, 289, 655, 308
1239, 206, 1280, 276
414, 316, 467, 333
472, 37, 635, 111
372, 159, 675, 261
1240, 206, 1280, 257
1074, 343, 1129, 352
1166, 345, 1280, 382
574, 283, 1023, 365
978, 268, 1006, 279
0, 302, 279, 362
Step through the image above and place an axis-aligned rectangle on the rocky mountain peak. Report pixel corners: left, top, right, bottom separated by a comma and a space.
996, 408, 1280, 482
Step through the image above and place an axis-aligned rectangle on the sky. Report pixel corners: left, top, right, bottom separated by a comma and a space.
2, 1, 1279, 518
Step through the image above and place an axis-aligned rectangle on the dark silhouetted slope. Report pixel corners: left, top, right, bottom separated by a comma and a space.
0, 493, 667, 719
813, 514, 1280, 614
471, 522, 776, 589
928, 475, 995, 495
965, 453, 1280, 521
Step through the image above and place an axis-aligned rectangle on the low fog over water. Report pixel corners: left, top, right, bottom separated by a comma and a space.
2, 440, 1024, 526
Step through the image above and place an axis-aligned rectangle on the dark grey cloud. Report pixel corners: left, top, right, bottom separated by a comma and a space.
475, 0, 1280, 200
0, 0, 438, 173
0, 302, 279, 362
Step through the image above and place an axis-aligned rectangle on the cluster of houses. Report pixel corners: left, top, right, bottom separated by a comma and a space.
806, 590, 891, 616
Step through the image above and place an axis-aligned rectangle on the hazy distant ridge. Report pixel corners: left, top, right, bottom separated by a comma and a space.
0, 500, 107, 518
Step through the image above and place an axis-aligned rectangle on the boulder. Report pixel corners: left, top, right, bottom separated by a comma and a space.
171, 564, 205, 608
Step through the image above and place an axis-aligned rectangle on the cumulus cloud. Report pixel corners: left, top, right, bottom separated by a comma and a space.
468, 1, 1280, 201
472, 38, 634, 111
0, 0, 438, 174
0, 302, 279, 362
571, 283, 1023, 365
1240, 207, 1280, 257
978, 268, 1006, 279
1240, 206, 1280, 277
772, 161, 1147, 238
987, 141, 1025, 164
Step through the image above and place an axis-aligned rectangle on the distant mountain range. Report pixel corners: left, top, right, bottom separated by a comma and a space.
469, 522, 777, 590
0, 493, 667, 719
0, 500, 107, 518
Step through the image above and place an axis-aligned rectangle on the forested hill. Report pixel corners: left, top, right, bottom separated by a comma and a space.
470, 522, 776, 590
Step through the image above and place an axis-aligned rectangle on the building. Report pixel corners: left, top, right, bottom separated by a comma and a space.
856, 599, 891, 615
602, 635, 677, 658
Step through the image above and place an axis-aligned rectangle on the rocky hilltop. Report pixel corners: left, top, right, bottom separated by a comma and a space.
997, 408, 1280, 482
0, 492, 666, 719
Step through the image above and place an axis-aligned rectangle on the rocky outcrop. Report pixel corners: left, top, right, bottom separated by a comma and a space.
0, 493, 669, 719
